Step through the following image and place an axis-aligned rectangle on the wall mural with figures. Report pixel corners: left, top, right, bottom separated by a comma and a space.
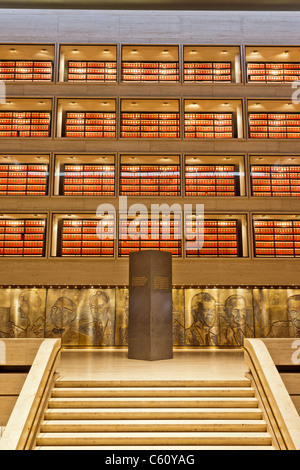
0, 286, 299, 346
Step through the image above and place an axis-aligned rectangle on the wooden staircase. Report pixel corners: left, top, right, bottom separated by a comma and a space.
34, 378, 275, 450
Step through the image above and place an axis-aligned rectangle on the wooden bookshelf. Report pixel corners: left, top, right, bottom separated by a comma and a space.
0, 163, 48, 196
184, 113, 234, 138
121, 61, 179, 82
253, 219, 300, 257
0, 111, 51, 137
58, 219, 114, 257
249, 113, 300, 139
247, 62, 300, 83
120, 112, 180, 138
185, 219, 241, 257
0, 218, 46, 257
251, 164, 300, 197
64, 112, 116, 138
184, 62, 232, 82
0, 60, 53, 81
120, 163, 180, 196
118, 216, 181, 257
62, 163, 115, 196
185, 164, 239, 196
67, 60, 117, 82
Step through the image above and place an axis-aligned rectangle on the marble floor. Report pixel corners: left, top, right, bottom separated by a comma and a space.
57, 348, 248, 382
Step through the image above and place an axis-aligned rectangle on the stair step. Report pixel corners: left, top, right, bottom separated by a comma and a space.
54, 379, 251, 388
44, 407, 263, 420
36, 431, 272, 446
40, 419, 267, 433
48, 396, 259, 409
51, 387, 255, 398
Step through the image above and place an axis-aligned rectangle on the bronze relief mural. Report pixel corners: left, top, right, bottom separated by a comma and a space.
184, 288, 254, 347
0, 286, 299, 346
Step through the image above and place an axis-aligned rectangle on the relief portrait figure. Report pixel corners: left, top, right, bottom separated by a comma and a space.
11, 289, 45, 338
267, 294, 300, 338
185, 292, 219, 346
46, 296, 86, 346
78, 290, 114, 345
220, 294, 254, 346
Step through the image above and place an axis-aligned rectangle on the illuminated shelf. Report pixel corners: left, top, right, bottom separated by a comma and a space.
67, 60, 117, 82
0, 111, 51, 137
249, 113, 300, 138
62, 164, 115, 196
247, 62, 300, 83
121, 61, 179, 82
185, 164, 239, 196
0, 218, 46, 257
251, 164, 300, 197
0, 60, 53, 81
120, 163, 180, 196
120, 112, 180, 138
184, 113, 234, 138
0, 163, 48, 196
253, 219, 300, 257
58, 219, 114, 257
185, 219, 242, 257
64, 112, 116, 138
118, 217, 182, 257
184, 62, 232, 82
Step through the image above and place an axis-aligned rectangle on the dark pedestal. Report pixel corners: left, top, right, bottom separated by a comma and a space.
128, 250, 173, 361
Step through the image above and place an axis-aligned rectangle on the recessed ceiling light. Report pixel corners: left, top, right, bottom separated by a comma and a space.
131, 101, 137, 105
131, 49, 137, 53
253, 50, 258, 54
102, 101, 108, 105
71, 101, 77, 105
162, 49, 169, 53
10, 48, 16, 52
41, 48, 47, 52
72, 49, 79, 53
221, 49, 228, 53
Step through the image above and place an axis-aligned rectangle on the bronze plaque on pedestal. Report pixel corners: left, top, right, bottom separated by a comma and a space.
128, 250, 173, 361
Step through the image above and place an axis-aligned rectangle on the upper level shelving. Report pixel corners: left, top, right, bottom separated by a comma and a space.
1, 43, 299, 85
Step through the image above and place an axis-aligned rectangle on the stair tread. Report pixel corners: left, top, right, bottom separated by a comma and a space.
52, 387, 253, 391
54, 380, 251, 388
41, 419, 267, 426
49, 396, 258, 402
45, 407, 262, 414
37, 431, 272, 438
44, 408, 263, 421
51, 387, 254, 397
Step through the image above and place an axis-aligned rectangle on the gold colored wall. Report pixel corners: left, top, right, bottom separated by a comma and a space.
0, 286, 299, 347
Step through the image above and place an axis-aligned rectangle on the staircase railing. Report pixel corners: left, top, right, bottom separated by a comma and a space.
0, 338, 61, 450
243, 338, 300, 450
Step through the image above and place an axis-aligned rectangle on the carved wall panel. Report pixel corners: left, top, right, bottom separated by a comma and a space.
0, 286, 299, 346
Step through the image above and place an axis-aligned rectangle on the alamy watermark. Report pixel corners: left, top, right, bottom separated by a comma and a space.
95, 196, 205, 252
292, 80, 300, 104
291, 339, 300, 365
0, 341, 6, 365
0, 80, 6, 104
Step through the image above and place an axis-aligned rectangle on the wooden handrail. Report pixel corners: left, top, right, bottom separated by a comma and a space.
243, 338, 300, 450
0, 338, 61, 450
